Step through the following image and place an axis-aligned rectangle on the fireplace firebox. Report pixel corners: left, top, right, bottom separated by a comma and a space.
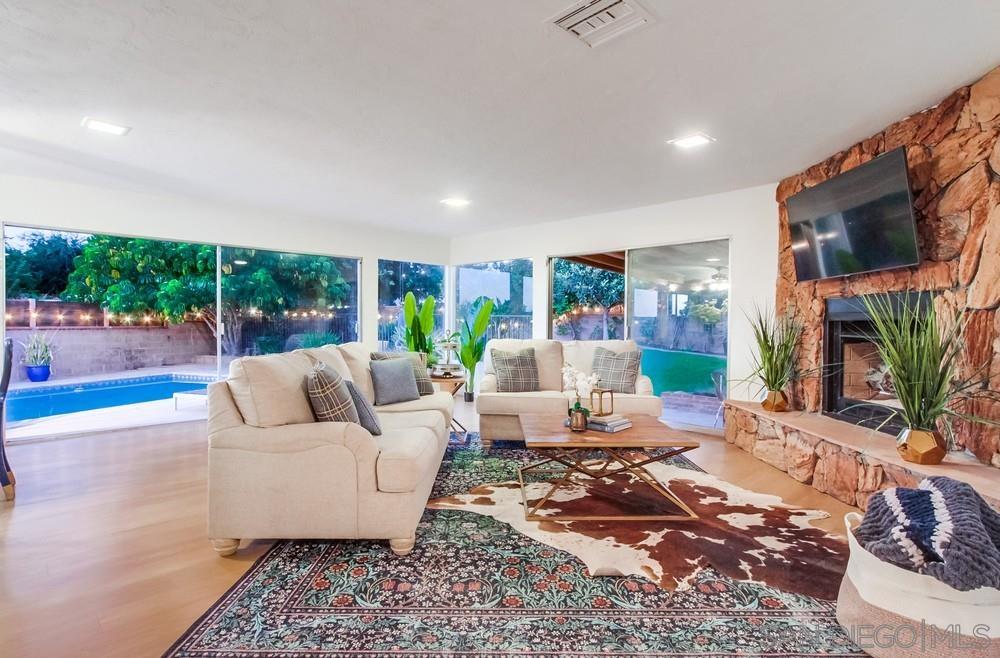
821, 293, 926, 433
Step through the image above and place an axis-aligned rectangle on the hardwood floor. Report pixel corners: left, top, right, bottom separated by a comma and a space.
0, 402, 856, 657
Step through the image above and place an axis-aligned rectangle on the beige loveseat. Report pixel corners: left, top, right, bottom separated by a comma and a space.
476, 339, 662, 449
207, 342, 454, 557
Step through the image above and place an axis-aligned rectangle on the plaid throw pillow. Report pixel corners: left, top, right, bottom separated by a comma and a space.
306, 364, 360, 423
491, 347, 540, 393
345, 380, 381, 436
591, 347, 640, 394
370, 351, 434, 396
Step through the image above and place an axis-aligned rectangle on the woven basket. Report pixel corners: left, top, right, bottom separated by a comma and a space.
836, 512, 1000, 657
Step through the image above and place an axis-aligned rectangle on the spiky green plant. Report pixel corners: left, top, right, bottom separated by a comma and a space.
21, 332, 54, 366
746, 305, 801, 395
861, 294, 999, 442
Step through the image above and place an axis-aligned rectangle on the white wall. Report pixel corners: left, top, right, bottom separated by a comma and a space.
0, 174, 450, 345
450, 184, 779, 400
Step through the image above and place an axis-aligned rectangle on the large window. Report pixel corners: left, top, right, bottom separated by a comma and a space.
455, 259, 533, 339
627, 239, 729, 427
3, 226, 219, 426
550, 257, 625, 342
220, 246, 360, 357
377, 259, 445, 350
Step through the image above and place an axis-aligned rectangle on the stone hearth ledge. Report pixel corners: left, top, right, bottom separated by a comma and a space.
724, 400, 999, 511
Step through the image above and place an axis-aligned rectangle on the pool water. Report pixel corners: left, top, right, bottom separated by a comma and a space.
6, 374, 215, 423
639, 347, 727, 396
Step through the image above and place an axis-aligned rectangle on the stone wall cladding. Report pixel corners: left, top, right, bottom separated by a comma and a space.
775, 65, 1000, 468
8, 323, 215, 383
725, 405, 924, 510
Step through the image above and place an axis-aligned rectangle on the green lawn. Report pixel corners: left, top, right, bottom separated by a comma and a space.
640, 347, 726, 396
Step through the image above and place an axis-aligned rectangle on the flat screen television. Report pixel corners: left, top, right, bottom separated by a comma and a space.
786, 147, 920, 282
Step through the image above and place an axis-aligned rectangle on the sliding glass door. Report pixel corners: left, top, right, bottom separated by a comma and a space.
626, 239, 729, 427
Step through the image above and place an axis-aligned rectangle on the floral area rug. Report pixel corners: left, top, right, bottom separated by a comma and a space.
165, 434, 862, 657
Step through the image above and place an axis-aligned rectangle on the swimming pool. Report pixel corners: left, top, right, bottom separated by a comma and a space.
6, 374, 215, 423
639, 347, 727, 396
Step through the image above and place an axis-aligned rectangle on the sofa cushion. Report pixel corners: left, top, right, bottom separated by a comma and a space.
561, 390, 662, 417
491, 347, 540, 392
306, 364, 360, 423
591, 347, 641, 393
298, 346, 354, 381
346, 380, 381, 435
562, 340, 642, 376
378, 409, 447, 446
370, 358, 420, 406
371, 351, 434, 395
477, 390, 570, 415
485, 339, 563, 391
227, 351, 315, 428
374, 391, 454, 425
375, 427, 440, 493
337, 342, 375, 402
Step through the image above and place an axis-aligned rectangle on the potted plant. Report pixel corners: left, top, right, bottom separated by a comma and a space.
458, 296, 494, 402
861, 294, 1000, 465
402, 291, 437, 369
21, 332, 54, 382
746, 306, 801, 412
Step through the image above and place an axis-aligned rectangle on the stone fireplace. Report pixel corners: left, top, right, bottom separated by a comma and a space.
820, 294, 925, 434
723, 64, 1000, 510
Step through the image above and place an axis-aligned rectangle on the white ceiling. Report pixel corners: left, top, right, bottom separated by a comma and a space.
1, 1, 998, 237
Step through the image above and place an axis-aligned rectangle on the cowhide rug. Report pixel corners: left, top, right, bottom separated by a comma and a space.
430, 456, 848, 600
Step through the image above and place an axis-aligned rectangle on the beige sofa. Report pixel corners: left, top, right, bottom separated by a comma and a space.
207, 342, 454, 558
476, 339, 662, 449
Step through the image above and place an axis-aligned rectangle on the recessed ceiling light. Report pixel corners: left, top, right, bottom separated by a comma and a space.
440, 198, 471, 208
705, 257, 721, 262
233, 259, 248, 266
667, 132, 715, 149
81, 117, 131, 136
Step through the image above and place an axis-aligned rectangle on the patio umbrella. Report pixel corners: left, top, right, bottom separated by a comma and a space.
1, 339, 14, 501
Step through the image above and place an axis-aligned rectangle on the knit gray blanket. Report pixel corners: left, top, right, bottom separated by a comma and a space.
854, 476, 1000, 591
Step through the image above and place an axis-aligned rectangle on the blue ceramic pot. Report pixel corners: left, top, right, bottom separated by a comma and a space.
25, 364, 51, 382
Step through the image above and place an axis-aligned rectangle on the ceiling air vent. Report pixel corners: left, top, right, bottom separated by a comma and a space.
550, 0, 654, 48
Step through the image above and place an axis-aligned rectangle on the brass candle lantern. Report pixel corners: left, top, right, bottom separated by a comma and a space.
589, 387, 614, 417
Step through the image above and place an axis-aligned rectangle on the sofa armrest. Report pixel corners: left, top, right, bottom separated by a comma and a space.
636, 374, 654, 397
479, 373, 498, 394
210, 421, 379, 462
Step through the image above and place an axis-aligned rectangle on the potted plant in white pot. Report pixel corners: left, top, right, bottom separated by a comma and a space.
746, 306, 802, 412
458, 296, 494, 402
21, 332, 54, 382
861, 293, 1000, 465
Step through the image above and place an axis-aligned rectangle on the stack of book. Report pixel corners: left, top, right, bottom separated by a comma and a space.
586, 414, 632, 433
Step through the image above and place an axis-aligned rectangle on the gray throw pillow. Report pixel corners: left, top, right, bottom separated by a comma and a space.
370, 358, 420, 405
306, 364, 360, 423
370, 351, 434, 396
591, 347, 641, 394
345, 380, 381, 436
491, 347, 540, 393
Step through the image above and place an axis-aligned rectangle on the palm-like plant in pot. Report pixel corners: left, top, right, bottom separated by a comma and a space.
861, 294, 1000, 465
747, 306, 801, 412
402, 291, 437, 367
458, 296, 495, 402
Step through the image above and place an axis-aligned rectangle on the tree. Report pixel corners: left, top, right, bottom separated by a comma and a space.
4, 231, 84, 298
62, 237, 356, 355
551, 260, 624, 339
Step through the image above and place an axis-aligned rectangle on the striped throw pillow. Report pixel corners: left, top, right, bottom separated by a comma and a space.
370, 351, 434, 396
592, 347, 640, 394
306, 364, 360, 423
491, 347, 540, 393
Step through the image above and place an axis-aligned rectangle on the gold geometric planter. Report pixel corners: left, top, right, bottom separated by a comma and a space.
896, 428, 947, 465
761, 390, 789, 412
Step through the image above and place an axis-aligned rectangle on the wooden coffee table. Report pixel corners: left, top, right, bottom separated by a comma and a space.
516, 413, 701, 522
